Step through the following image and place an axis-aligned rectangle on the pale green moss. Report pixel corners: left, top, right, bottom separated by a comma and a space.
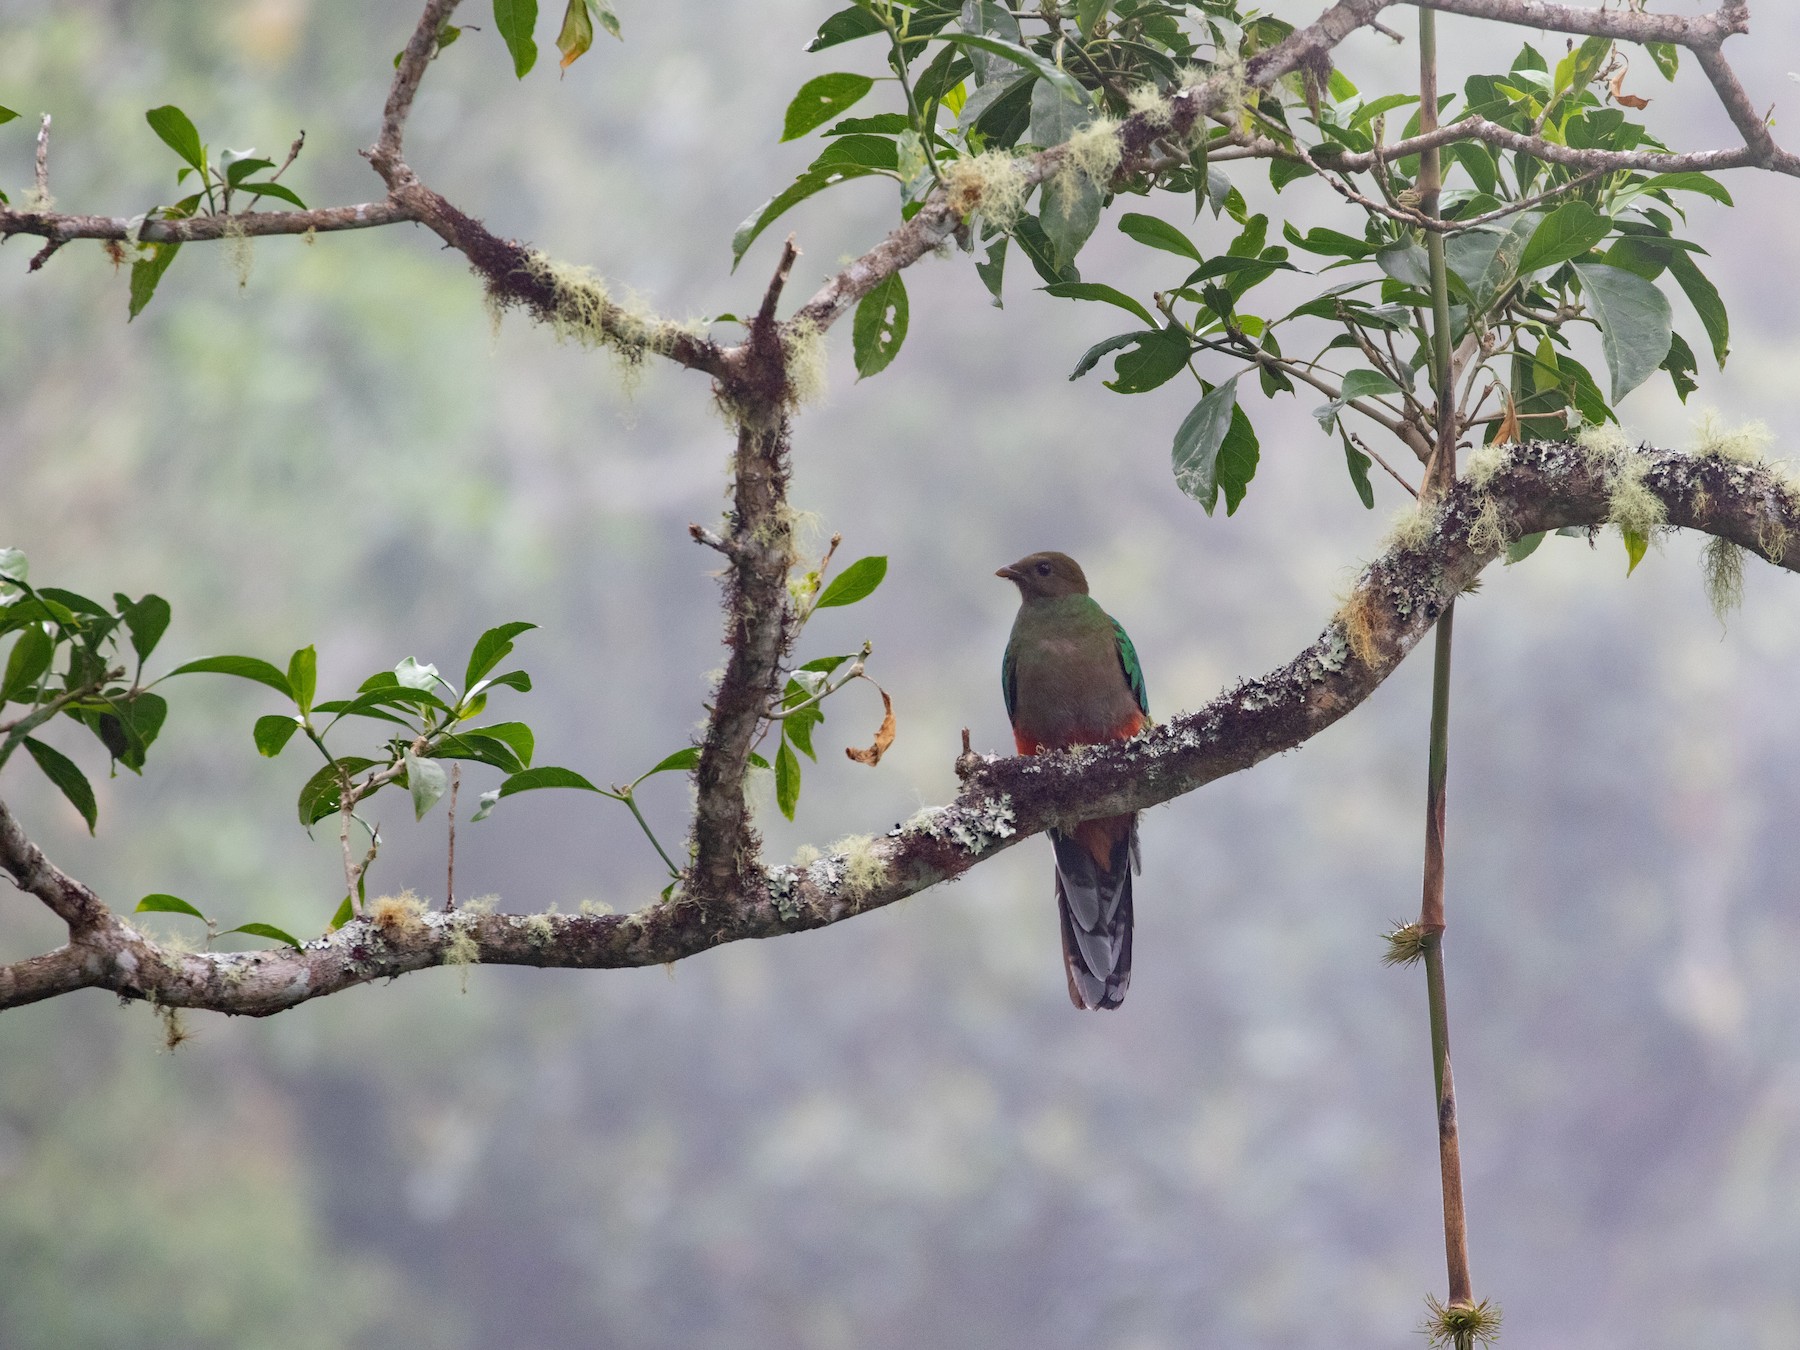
300, 225, 317, 246
1575, 420, 1632, 462
577, 898, 615, 917
791, 843, 822, 868
1127, 83, 1172, 127
1462, 442, 1509, 489
1702, 536, 1745, 624
521, 252, 703, 368
1693, 409, 1771, 463
1608, 451, 1666, 539
781, 317, 829, 409
1382, 501, 1437, 552
832, 834, 886, 901
223, 217, 253, 290
1467, 493, 1508, 556
1064, 117, 1122, 188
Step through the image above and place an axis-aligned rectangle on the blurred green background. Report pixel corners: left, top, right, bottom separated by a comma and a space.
5, 2, 1800, 1346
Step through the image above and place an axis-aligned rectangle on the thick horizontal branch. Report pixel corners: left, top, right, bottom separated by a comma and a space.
6, 439, 1796, 1015
1411, 0, 1745, 46
0, 201, 415, 246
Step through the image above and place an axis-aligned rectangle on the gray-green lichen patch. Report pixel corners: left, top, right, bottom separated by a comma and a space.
1302, 626, 1352, 681
763, 865, 804, 922
906, 796, 1018, 855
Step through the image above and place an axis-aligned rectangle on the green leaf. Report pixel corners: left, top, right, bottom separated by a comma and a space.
118, 594, 171, 665
165, 654, 293, 698
296, 756, 378, 827
1505, 531, 1546, 564
144, 105, 205, 173
1216, 406, 1260, 516
1637, 172, 1731, 206
1518, 201, 1610, 275
1, 625, 53, 704
23, 737, 96, 833
853, 273, 909, 378
233, 180, 306, 209
555, 0, 592, 68
493, 0, 539, 77
497, 765, 605, 797
975, 234, 1007, 305
785, 703, 824, 760
1011, 213, 1078, 285
480, 669, 532, 695
1104, 326, 1190, 394
1040, 172, 1101, 272
254, 713, 303, 757
782, 73, 875, 141
1171, 377, 1241, 516
1117, 212, 1204, 263
808, 6, 885, 52
1341, 431, 1375, 510
0, 547, 26, 597
433, 733, 525, 775
1662, 248, 1728, 367
224, 922, 303, 949
775, 740, 801, 820
328, 895, 354, 931
1621, 527, 1649, 575
137, 893, 208, 921
1026, 72, 1090, 147
938, 32, 1084, 104
1572, 261, 1673, 402
287, 645, 317, 715
405, 750, 448, 820
731, 165, 883, 269
642, 747, 700, 777
464, 621, 537, 690
816, 555, 888, 609
128, 242, 181, 321
472, 721, 535, 767
1646, 42, 1679, 80
813, 134, 899, 171
0, 107, 18, 125
1661, 329, 1699, 403
1041, 281, 1156, 328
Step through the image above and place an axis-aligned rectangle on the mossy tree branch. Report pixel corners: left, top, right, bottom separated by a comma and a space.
5, 439, 1797, 1014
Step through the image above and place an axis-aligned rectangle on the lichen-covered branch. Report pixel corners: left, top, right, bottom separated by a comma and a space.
6, 438, 1796, 1015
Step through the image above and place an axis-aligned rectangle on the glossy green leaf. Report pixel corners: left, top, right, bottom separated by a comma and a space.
145, 105, 205, 173
1117, 212, 1204, 263
1011, 213, 1078, 285
782, 73, 875, 141
1662, 248, 1728, 367
137, 893, 207, 920
1638, 172, 1730, 206
1621, 527, 1649, 575
1040, 172, 1101, 272
464, 621, 536, 690
775, 740, 801, 820
296, 756, 378, 827
0, 107, 18, 125
497, 765, 605, 797
494, 0, 539, 77
1041, 282, 1156, 328
853, 273, 909, 378
472, 721, 535, 768
254, 713, 303, 757
433, 733, 525, 775
128, 242, 181, 321
118, 593, 171, 664
1573, 261, 1673, 401
1171, 376, 1240, 515
406, 750, 448, 820
328, 895, 355, 930
1104, 326, 1190, 394
0, 625, 52, 704
1341, 431, 1375, 510
1518, 201, 1610, 275
785, 703, 824, 760
938, 32, 1083, 104
807, 6, 885, 52
225, 921, 304, 949
1505, 531, 1546, 564
1646, 42, 1679, 80
813, 134, 899, 171
816, 556, 888, 609
1216, 407, 1260, 516
233, 180, 306, 209
24, 737, 96, 833
642, 747, 700, 777
1026, 73, 1089, 146
731, 165, 883, 268
165, 653, 293, 698
287, 645, 317, 715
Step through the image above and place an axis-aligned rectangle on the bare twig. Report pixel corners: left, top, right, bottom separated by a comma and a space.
34, 114, 50, 202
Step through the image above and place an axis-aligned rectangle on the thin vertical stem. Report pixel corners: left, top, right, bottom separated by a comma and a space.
445, 763, 459, 912
1417, 6, 1477, 1320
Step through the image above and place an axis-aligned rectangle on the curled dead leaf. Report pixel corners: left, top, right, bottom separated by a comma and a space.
1607, 68, 1650, 110
844, 687, 895, 766
1494, 389, 1521, 447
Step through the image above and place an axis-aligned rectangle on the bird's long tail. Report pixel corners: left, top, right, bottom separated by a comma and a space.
1052, 814, 1138, 1010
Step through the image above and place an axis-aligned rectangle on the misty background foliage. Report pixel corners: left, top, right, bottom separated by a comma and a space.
5, 1, 1800, 1345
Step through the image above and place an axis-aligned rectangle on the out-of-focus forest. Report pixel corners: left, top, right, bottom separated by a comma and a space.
4, 2, 1800, 1346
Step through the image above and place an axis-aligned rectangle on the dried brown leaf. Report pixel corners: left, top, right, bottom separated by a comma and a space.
1608, 68, 1650, 109
844, 688, 895, 766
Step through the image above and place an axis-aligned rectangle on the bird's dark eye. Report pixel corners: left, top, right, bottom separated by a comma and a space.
1035, 561, 1051, 576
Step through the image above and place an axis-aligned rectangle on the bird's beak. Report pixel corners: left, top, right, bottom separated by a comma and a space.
995, 565, 1021, 581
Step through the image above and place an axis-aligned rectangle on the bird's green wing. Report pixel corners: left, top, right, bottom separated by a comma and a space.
1001, 640, 1018, 722
1112, 619, 1149, 717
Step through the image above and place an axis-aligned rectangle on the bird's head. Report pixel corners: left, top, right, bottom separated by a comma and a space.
997, 551, 1089, 601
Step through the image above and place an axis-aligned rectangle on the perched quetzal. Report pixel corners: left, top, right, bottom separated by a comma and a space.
998, 551, 1149, 1010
